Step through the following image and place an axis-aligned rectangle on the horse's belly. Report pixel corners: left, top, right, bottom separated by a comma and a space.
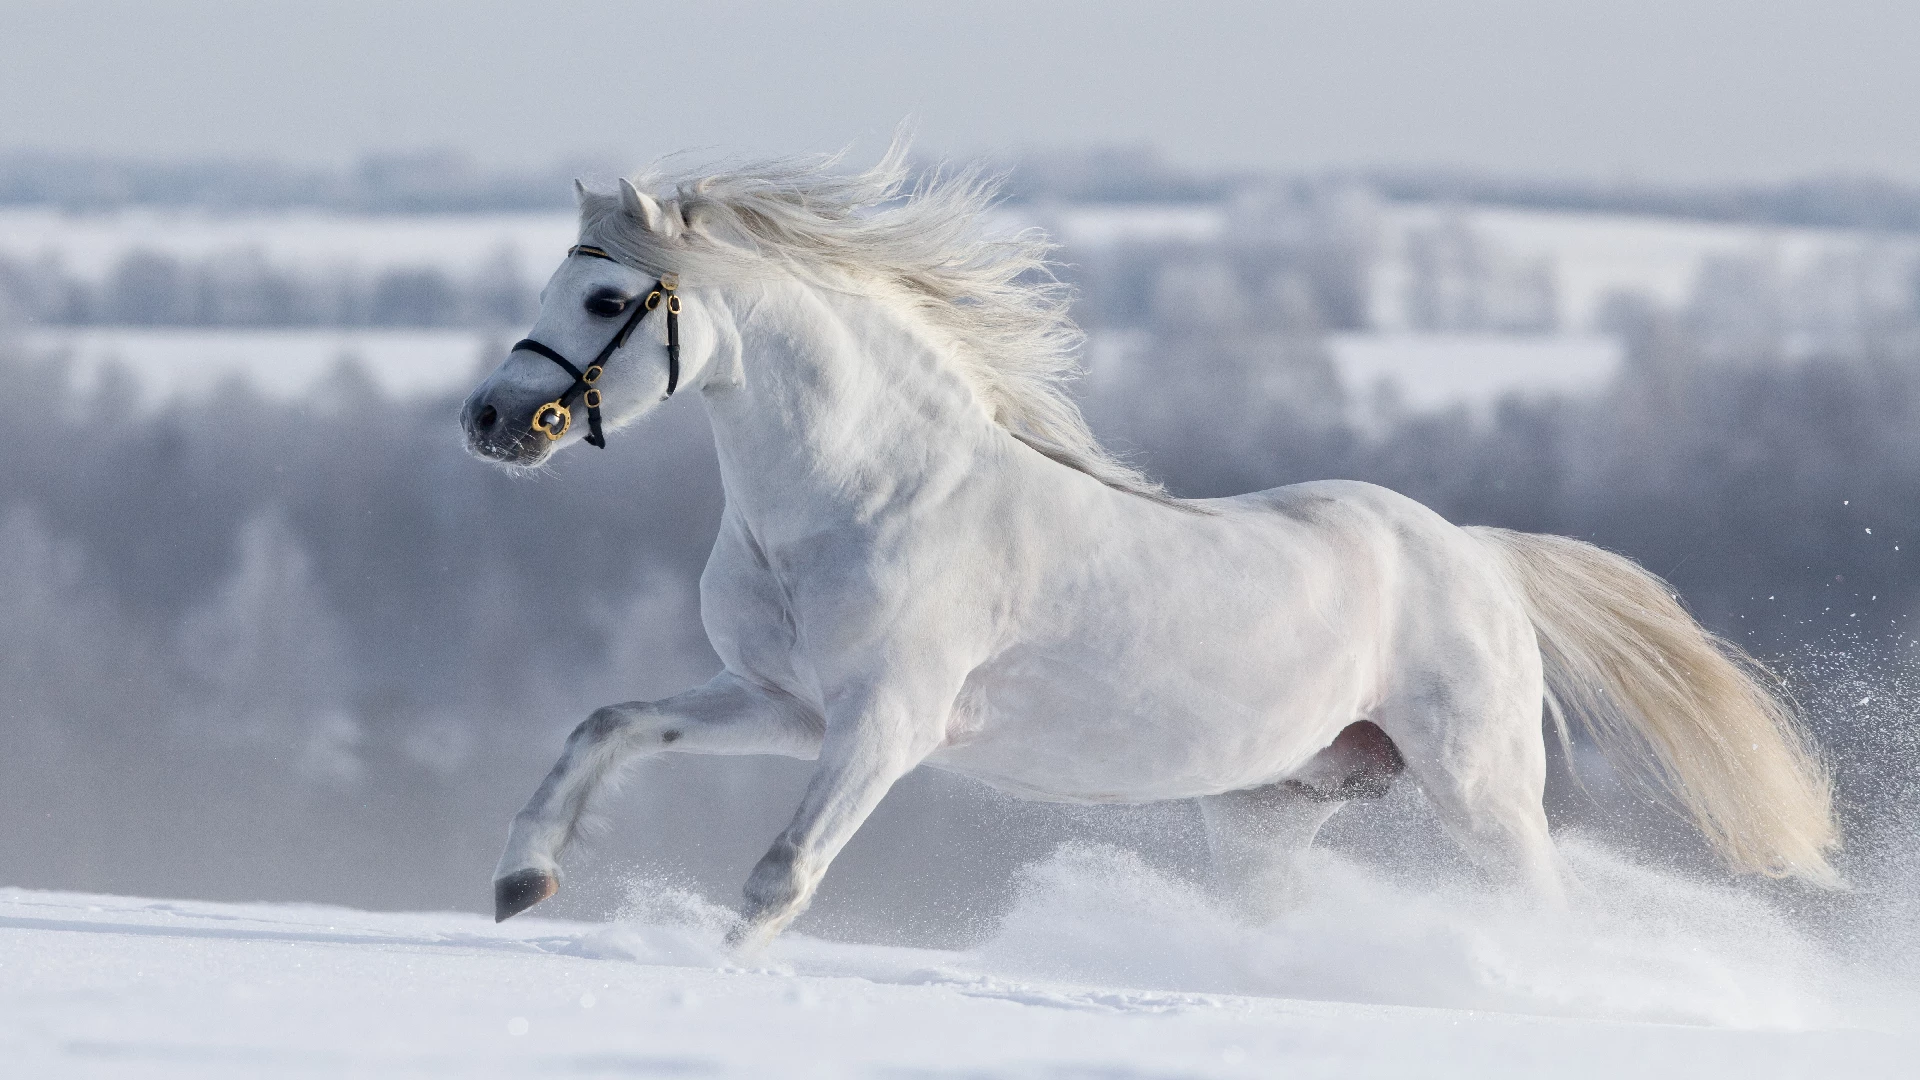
926, 641, 1371, 803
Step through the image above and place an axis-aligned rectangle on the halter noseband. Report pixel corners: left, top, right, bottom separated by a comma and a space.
510, 245, 682, 449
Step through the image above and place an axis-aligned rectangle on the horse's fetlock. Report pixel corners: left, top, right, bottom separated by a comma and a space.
743, 875, 799, 913
744, 844, 808, 909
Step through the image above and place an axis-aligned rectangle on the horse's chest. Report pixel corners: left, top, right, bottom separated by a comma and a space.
700, 526, 816, 699
703, 511, 989, 705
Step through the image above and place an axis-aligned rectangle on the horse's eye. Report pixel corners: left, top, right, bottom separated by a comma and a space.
584, 292, 628, 318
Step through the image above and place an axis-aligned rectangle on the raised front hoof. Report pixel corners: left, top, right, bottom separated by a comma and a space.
494, 869, 558, 923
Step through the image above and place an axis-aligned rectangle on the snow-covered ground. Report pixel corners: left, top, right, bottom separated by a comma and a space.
6, 840, 1914, 1078
1084, 330, 1621, 417
1368, 202, 1920, 332
1010, 200, 1920, 334
1327, 332, 1620, 413
12, 326, 498, 405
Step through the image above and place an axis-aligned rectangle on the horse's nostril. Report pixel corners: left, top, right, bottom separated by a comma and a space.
475, 404, 498, 431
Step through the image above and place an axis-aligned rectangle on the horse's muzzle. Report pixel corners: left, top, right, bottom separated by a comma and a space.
461, 391, 548, 466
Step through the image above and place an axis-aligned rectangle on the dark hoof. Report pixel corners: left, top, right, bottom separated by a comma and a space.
494, 869, 557, 922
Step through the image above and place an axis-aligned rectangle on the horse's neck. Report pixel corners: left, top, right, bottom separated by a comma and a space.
702, 279, 1002, 536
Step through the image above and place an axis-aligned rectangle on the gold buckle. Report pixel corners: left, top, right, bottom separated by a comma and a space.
583, 365, 603, 384
583, 388, 602, 409
645, 290, 662, 311
531, 400, 571, 440
666, 295, 681, 314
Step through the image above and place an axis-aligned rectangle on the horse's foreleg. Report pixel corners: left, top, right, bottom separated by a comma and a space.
728, 687, 941, 953
493, 671, 823, 922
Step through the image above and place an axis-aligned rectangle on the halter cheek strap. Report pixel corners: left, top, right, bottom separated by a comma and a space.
510, 245, 682, 449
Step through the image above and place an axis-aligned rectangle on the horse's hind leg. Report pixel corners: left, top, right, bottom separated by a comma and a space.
1412, 760, 1562, 902
1200, 784, 1344, 921
493, 671, 823, 921
1200, 721, 1407, 919
1383, 668, 1565, 903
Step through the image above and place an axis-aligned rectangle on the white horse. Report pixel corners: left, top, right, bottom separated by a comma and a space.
461, 150, 1838, 950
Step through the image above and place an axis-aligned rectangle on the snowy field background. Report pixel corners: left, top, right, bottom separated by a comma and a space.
12, 0, 1920, 1071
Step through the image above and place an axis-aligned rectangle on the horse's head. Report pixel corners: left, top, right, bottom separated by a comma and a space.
462, 178, 722, 468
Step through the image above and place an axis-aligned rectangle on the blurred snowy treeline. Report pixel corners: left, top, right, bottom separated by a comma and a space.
15, 145, 1920, 228
8, 194, 1920, 356
0, 149, 592, 213
0, 244, 537, 329
7, 148, 1920, 362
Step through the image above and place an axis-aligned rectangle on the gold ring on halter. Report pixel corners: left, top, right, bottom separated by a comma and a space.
531, 400, 572, 440
583, 364, 603, 384
666, 295, 681, 314
645, 290, 662, 311
583, 388, 602, 409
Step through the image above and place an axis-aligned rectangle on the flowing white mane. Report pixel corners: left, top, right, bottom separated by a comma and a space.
575, 146, 1167, 500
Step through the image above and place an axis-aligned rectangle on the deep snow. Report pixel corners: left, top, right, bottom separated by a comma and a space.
5, 839, 1914, 1078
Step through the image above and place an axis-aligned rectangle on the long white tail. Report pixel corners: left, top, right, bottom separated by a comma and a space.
1472, 527, 1839, 884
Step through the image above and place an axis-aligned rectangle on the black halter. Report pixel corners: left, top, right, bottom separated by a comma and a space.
511, 245, 681, 449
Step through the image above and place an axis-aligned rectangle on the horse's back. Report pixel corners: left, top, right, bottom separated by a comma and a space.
1219, 476, 1539, 684
1206, 477, 1460, 544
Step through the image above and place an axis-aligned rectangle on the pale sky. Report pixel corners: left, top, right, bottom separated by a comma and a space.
4, 0, 1919, 183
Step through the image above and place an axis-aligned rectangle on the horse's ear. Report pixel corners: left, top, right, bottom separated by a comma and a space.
619, 178, 664, 232
573, 178, 589, 206
655, 199, 685, 240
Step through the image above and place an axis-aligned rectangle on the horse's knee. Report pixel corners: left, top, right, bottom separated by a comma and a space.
573, 703, 639, 745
